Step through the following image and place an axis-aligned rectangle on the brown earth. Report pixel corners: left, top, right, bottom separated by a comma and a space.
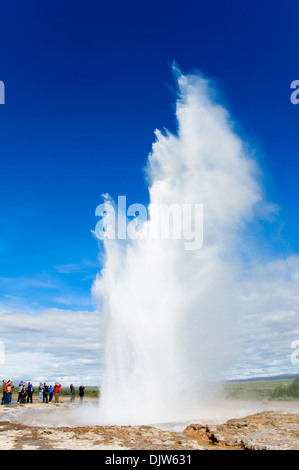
0, 400, 298, 450
0, 399, 201, 450
184, 411, 299, 450
0, 420, 202, 450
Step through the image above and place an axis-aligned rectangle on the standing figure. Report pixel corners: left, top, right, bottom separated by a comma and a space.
19, 385, 27, 404
48, 385, 53, 402
6, 380, 14, 404
70, 384, 75, 402
43, 383, 49, 403
54, 382, 61, 403
38, 382, 44, 402
27, 382, 34, 403
79, 385, 85, 403
1, 380, 7, 405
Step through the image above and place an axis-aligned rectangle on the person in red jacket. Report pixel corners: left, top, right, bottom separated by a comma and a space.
53, 382, 61, 403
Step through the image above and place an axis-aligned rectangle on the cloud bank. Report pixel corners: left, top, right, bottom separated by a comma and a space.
0, 306, 102, 385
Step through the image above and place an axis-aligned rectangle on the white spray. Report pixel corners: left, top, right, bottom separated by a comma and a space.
93, 65, 262, 425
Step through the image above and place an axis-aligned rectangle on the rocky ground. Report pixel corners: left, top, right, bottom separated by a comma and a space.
0, 420, 203, 450
184, 411, 299, 450
0, 400, 298, 450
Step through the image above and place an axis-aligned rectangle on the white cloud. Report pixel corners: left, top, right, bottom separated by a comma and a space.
53, 296, 73, 305
231, 255, 299, 378
54, 258, 99, 274
0, 307, 103, 386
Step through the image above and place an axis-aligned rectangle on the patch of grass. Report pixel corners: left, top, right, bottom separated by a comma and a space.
222, 378, 296, 401
59, 386, 100, 399
270, 376, 299, 400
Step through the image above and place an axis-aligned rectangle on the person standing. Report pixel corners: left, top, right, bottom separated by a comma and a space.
19, 385, 27, 404
1, 380, 7, 405
6, 380, 14, 404
43, 382, 49, 403
79, 385, 85, 403
38, 382, 44, 402
70, 384, 75, 402
27, 382, 34, 403
48, 385, 53, 402
17, 381, 25, 403
53, 382, 61, 403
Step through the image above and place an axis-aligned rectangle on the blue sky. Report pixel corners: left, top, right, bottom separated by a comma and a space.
1, 0, 299, 311
0, 0, 299, 383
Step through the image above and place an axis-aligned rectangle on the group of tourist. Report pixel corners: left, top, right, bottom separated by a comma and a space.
1, 380, 85, 405
1, 380, 14, 404
37, 381, 61, 403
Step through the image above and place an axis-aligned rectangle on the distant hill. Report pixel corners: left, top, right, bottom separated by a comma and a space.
226, 373, 299, 383
223, 374, 299, 401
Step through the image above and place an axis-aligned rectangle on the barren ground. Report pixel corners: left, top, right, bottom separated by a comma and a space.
0, 398, 298, 450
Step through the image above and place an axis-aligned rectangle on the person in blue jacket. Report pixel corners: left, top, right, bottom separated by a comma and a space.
48, 385, 53, 402
27, 382, 34, 403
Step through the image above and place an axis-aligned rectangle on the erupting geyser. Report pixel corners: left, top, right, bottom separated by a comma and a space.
93, 65, 262, 425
